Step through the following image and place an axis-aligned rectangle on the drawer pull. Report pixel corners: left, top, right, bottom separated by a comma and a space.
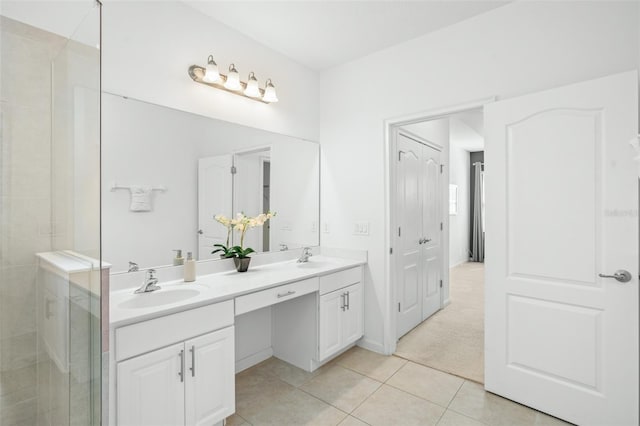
277, 290, 296, 298
346, 291, 350, 310
341, 293, 346, 311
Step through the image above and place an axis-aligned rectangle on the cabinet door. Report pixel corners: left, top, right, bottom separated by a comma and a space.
185, 326, 235, 426
318, 290, 344, 360
342, 282, 364, 345
117, 343, 185, 426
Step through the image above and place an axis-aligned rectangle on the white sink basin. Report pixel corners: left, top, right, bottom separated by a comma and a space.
118, 288, 201, 309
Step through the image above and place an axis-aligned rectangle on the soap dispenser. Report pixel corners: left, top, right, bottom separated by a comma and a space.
184, 252, 196, 282
173, 249, 184, 266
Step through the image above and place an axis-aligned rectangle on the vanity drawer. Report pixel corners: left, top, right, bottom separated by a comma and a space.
319, 266, 362, 295
235, 277, 319, 315
115, 300, 234, 361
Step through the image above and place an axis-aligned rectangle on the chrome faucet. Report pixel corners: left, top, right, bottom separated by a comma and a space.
297, 247, 313, 263
134, 269, 161, 294
128, 261, 139, 272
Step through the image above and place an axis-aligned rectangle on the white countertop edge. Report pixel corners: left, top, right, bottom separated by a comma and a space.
110, 256, 366, 328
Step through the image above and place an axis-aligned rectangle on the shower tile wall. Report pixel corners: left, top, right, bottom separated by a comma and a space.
0, 17, 65, 426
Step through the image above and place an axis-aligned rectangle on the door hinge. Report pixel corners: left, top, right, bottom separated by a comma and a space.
230, 166, 237, 174
440, 164, 444, 174
440, 279, 443, 288
390, 247, 393, 255
398, 302, 401, 312
398, 227, 401, 237
440, 222, 443, 231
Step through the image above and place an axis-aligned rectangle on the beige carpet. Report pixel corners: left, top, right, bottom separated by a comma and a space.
395, 262, 485, 383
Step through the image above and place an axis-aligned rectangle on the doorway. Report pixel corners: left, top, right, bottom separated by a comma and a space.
390, 107, 486, 383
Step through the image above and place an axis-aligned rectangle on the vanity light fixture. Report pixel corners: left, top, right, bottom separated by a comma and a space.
244, 72, 260, 98
224, 64, 241, 91
188, 55, 279, 104
202, 55, 220, 83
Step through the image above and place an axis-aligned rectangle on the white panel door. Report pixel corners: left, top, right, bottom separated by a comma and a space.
318, 289, 344, 360
342, 283, 364, 345
396, 133, 423, 337
117, 343, 185, 426
198, 155, 233, 260
485, 71, 638, 426
421, 144, 442, 320
185, 327, 235, 426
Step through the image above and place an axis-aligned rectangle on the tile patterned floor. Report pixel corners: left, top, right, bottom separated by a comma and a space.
227, 347, 572, 426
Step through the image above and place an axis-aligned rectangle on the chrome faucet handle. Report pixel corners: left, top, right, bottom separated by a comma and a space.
279, 243, 289, 251
128, 261, 139, 272
146, 268, 156, 278
302, 247, 312, 255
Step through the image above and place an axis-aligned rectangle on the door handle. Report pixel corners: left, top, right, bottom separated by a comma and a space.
346, 291, 350, 310
598, 270, 632, 283
197, 229, 203, 235
341, 293, 346, 311
425, 237, 431, 243
418, 238, 424, 244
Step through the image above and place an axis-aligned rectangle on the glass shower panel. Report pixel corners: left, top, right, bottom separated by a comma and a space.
47, 4, 102, 426
0, 1, 101, 425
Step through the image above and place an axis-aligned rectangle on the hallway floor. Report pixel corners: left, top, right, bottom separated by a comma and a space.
395, 261, 485, 383
227, 346, 570, 426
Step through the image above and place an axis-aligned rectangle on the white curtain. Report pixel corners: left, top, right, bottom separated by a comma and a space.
471, 162, 484, 262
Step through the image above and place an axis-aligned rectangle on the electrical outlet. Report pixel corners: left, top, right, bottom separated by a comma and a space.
322, 222, 330, 233
311, 221, 317, 233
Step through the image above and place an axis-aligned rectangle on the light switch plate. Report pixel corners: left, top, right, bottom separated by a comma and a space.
353, 221, 370, 236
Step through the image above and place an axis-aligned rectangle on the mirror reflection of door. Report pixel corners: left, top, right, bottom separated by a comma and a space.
232, 147, 271, 252
198, 148, 272, 259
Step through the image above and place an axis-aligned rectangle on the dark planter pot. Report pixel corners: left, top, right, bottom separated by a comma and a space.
234, 257, 251, 272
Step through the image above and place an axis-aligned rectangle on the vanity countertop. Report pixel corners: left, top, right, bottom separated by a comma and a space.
110, 255, 365, 328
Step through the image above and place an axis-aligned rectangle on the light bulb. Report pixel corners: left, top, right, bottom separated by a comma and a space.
202, 55, 220, 83
244, 72, 260, 98
262, 79, 278, 103
224, 64, 241, 91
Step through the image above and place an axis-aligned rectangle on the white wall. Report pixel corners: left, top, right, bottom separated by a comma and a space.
448, 144, 471, 268
319, 0, 639, 353
101, 0, 319, 142
102, 94, 319, 272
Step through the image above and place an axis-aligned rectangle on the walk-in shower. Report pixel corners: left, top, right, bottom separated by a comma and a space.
0, 2, 102, 424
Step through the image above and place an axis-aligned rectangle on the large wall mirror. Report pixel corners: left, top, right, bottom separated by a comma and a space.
103, 93, 320, 272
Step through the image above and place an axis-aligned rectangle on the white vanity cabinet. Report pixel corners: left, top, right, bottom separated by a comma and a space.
115, 301, 235, 426
318, 267, 364, 362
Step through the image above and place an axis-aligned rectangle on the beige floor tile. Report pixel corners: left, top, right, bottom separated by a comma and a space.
226, 412, 250, 426
448, 381, 537, 426
300, 365, 382, 413
437, 410, 486, 426
534, 411, 573, 425
339, 415, 369, 426
258, 356, 321, 387
246, 388, 347, 426
352, 384, 445, 426
335, 347, 406, 382
387, 361, 464, 407
235, 366, 296, 420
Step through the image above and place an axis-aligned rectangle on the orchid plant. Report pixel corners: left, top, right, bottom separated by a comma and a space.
212, 212, 276, 259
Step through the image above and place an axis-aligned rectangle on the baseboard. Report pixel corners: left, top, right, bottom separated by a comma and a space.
235, 347, 273, 373
443, 298, 451, 307
449, 258, 468, 268
357, 337, 388, 355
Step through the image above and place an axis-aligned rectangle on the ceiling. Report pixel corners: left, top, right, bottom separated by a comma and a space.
184, 1, 511, 70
